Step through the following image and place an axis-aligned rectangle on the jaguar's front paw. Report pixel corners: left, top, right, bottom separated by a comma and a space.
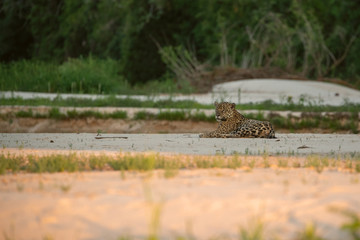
199, 133, 207, 138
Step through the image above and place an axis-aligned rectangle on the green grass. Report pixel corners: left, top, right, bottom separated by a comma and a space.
66, 109, 127, 119
3, 108, 128, 120
340, 211, 360, 240
1, 95, 360, 113
1, 152, 360, 175
27, 154, 80, 173
142, 110, 214, 122
239, 218, 264, 240
2, 108, 214, 122
3, 209, 360, 240
2, 106, 358, 132
15, 109, 34, 118
246, 112, 359, 133
0, 96, 209, 109
297, 223, 325, 240
0, 58, 122, 94
0, 58, 193, 95
133, 111, 157, 120
0, 154, 23, 174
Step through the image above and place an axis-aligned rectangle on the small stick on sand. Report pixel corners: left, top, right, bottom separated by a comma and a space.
95, 136, 128, 139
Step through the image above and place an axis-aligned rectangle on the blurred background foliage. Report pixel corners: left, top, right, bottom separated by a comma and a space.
0, 0, 359, 93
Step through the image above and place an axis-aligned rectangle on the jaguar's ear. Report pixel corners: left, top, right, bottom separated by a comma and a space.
231, 103, 236, 109
214, 101, 219, 107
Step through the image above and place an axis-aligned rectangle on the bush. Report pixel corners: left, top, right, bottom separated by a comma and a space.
1, 0, 360, 90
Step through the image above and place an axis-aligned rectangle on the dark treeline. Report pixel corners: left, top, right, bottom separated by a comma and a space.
1, 0, 360, 87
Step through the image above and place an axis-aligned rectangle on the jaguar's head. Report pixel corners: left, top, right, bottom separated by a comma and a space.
214, 102, 236, 122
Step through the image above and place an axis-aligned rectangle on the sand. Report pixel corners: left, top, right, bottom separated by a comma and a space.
1, 133, 359, 156
0, 168, 359, 240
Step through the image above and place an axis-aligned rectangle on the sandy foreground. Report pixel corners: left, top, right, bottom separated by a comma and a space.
0, 133, 360, 240
0, 168, 359, 240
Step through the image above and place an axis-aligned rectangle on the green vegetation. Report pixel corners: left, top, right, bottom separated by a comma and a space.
2, 95, 360, 113
340, 211, 360, 240
297, 223, 325, 240
2, 215, 360, 240
0, 58, 120, 94
0, 58, 193, 94
246, 112, 359, 134
1, 1, 360, 92
133, 110, 215, 122
1, 152, 360, 175
3, 218, 360, 240
0, 96, 208, 109
239, 219, 264, 240
1, 104, 358, 133
7, 108, 128, 120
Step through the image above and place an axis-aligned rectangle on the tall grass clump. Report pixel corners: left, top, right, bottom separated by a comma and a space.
0, 154, 25, 174
156, 111, 187, 121
0, 60, 59, 92
0, 57, 126, 94
108, 154, 158, 171
48, 108, 66, 119
58, 56, 124, 94
189, 111, 215, 122
0, 58, 194, 95
66, 110, 127, 119
339, 209, 360, 239
133, 111, 157, 120
239, 218, 265, 240
15, 109, 34, 118
27, 154, 80, 173
297, 223, 325, 240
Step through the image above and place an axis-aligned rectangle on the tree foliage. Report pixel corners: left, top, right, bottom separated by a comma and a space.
0, 0, 359, 86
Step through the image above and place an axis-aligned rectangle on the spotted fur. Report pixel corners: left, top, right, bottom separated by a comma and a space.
199, 102, 276, 138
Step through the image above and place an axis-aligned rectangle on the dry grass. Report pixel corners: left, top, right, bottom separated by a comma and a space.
1, 150, 359, 175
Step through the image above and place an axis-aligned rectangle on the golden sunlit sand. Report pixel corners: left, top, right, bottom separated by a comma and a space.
0, 147, 359, 240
